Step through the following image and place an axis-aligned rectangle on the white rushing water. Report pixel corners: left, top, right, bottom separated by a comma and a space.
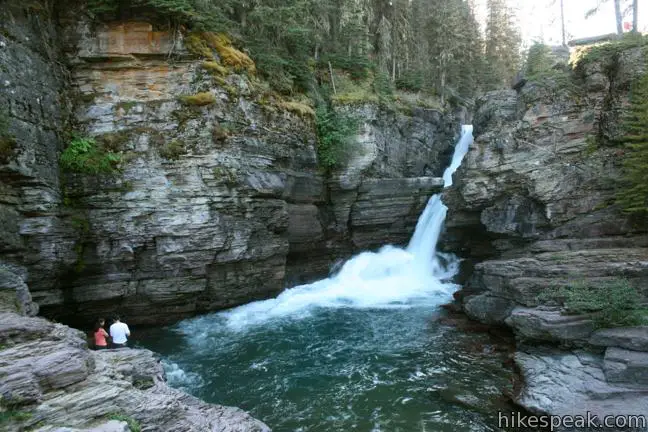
221, 125, 474, 330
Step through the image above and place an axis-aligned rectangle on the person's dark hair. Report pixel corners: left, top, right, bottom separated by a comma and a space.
94, 318, 105, 332
113, 314, 120, 322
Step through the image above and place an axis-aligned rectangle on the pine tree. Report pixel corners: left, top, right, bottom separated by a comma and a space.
617, 70, 648, 215
484, 0, 521, 90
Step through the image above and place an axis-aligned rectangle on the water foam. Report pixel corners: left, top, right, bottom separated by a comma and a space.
217, 125, 474, 331
162, 360, 204, 390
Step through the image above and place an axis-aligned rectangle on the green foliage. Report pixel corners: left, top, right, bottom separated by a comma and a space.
483, 0, 522, 91
572, 33, 648, 69
114, 101, 139, 114
322, 53, 372, 81
87, 0, 207, 29
0, 409, 32, 426
71, 214, 90, 273
212, 166, 238, 185
108, 413, 141, 432
395, 71, 424, 92
617, 67, 648, 215
278, 100, 315, 117
179, 92, 216, 106
524, 42, 557, 80
372, 71, 394, 101
315, 106, 358, 169
87, 0, 522, 101
159, 140, 186, 160
60, 135, 121, 174
539, 279, 647, 328
0, 109, 16, 164
202, 60, 228, 77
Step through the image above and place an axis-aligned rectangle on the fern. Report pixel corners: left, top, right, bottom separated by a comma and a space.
60, 135, 121, 174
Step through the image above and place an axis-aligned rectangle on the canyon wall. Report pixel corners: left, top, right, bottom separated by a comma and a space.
0, 5, 459, 326
444, 41, 648, 420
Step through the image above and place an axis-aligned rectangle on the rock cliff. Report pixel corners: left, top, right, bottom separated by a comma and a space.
0, 4, 459, 326
444, 41, 648, 423
0, 310, 270, 431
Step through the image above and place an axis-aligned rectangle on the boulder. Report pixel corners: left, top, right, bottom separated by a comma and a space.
603, 347, 648, 386
589, 326, 648, 352
515, 348, 648, 421
505, 307, 595, 343
463, 293, 515, 325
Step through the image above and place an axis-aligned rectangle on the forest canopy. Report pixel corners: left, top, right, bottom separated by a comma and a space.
87, 0, 522, 101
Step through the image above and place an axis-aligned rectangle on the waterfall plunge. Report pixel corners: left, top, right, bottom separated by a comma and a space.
221, 125, 474, 330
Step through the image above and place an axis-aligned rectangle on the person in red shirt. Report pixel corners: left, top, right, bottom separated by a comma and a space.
94, 318, 109, 350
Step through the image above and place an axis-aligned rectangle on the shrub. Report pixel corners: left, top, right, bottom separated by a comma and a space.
395, 71, 424, 92
278, 100, 315, 117
571, 33, 648, 69
108, 413, 141, 432
322, 53, 372, 81
212, 166, 238, 185
541, 279, 647, 328
60, 135, 121, 174
159, 140, 186, 160
372, 71, 394, 99
180, 92, 216, 106
315, 106, 359, 169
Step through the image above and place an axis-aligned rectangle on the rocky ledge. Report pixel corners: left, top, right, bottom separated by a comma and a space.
0, 311, 269, 432
444, 41, 648, 426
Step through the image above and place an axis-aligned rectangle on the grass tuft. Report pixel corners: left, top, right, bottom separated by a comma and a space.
179, 92, 216, 106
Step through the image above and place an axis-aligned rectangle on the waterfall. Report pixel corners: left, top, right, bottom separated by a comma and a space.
407, 125, 474, 277
221, 125, 474, 330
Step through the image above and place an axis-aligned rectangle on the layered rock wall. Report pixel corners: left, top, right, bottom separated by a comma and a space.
0, 7, 459, 326
444, 43, 648, 422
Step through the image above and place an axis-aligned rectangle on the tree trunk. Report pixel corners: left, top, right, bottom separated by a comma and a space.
614, 0, 623, 34
560, 0, 566, 46
633, 0, 639, 32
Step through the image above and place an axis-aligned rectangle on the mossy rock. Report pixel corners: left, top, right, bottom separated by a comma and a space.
179, 92, 216, 106
159, 140, 186, 160
278, 101, 315, 117
114, 101, 139, 114
185, 32, 255, 75
184, 33, 214, 59
96, 130, 132, 153
202, 60, 228, 77
0, 136, 17, 164
212, 166, 238, 185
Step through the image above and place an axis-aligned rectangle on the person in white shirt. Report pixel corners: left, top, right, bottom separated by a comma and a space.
109, 315, 131, 348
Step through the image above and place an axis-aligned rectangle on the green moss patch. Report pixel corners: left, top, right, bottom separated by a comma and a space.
159, 140, 186, 160
179, 92, 216, 106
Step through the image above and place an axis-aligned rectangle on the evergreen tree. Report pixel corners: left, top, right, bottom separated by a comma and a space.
86, 0, 522, 99
484, 0, 522, 90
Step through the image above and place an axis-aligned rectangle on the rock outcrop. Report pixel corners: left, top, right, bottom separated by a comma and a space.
0, 4, 459, 326
0, 311, 270, 431
444, 41, 648, 424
